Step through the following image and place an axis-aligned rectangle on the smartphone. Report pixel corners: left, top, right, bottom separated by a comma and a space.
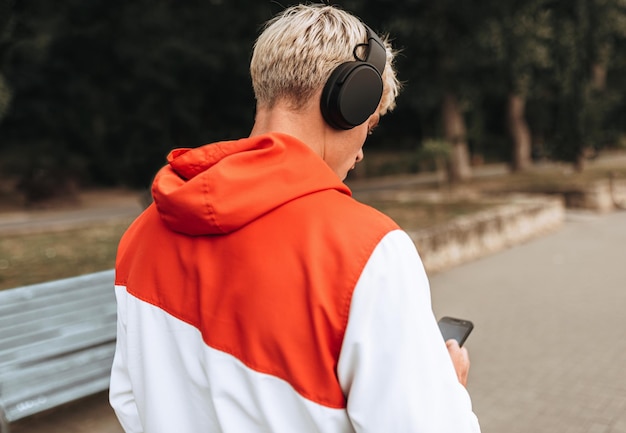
437, 316, 474, 347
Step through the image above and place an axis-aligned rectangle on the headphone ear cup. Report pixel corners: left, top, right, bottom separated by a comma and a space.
321, 62, 383, 130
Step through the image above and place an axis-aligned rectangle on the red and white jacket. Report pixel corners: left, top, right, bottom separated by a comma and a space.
110, 133, 480, 433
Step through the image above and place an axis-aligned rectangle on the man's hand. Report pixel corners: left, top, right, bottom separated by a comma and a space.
446, 339, 470, 387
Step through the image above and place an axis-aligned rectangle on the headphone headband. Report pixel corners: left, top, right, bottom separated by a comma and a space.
362, 25, 386, 75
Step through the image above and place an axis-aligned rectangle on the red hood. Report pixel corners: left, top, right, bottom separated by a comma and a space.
152, 133, 352, 235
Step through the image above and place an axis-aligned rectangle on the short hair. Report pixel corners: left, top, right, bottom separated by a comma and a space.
250, 4, 401, 116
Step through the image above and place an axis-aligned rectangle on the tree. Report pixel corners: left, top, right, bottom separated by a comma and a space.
3, 0, 626, 198
366, 0, 492, 182
548, 0, 626, 170
0, 0, 275, 199
477, 0, 552, 171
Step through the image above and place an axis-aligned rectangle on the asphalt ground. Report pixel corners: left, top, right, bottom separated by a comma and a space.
8, 209, 625, 432
430, 210, 626, 433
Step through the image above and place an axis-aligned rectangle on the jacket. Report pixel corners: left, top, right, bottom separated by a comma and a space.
110, 132, 480, 432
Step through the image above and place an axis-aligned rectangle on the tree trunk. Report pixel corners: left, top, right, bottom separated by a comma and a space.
441, 92, 471, 182
573, 61, 608, 173
507, 93, 532, 171
591, 62, 607, 91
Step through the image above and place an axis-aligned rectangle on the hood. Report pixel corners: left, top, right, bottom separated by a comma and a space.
152, 132, 351, 236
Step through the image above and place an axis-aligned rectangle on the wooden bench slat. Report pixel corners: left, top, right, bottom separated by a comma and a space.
0, 286, 114, 319
2, 342, 114, 387
2, 345, 114, 412
0, 301, 116, 346
3, 373, 112, 422
0, 270, 115, 305
0, 318, 116, 368
0, 322, 116, 371
0, 278, 111, 304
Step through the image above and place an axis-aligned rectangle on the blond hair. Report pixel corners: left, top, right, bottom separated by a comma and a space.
250, 4, 400, 116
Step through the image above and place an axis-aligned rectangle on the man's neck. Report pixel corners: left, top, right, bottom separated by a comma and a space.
249, 97, 328, 159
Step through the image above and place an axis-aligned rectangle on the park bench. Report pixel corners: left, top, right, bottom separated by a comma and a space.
0, 269, 117, 433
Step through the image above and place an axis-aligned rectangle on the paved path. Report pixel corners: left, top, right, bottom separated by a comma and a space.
0, 190, 143, 236
9, 210, 626, 432
430, 210, 626, 433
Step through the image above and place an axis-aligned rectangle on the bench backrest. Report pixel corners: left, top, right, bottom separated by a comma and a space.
0, 270, 116, 430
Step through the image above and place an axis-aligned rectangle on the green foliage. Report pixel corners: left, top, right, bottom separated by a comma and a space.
371, 0, 488, 138
414, 138, 452, 175
2, 0, 626, 199
417, 139, 452, 161
0, 0, 275, 192
476, 0, 552, 97
543, 0, 626, 163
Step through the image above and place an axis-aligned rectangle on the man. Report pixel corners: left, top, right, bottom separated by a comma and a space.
110, 4, 481, 432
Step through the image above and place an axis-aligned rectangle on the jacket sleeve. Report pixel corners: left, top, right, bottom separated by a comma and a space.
109, 285, 144, 433
337, 230, 481, 433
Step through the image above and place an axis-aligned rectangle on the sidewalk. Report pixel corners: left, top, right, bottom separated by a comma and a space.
0, 189, 143, 236
430, 210, 626, 433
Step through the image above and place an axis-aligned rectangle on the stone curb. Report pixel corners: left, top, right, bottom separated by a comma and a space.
565, 177, 626, 212
408, 195, 565, 274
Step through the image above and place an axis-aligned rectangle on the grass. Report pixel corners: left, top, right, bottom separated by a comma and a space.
366, 199, 497, 230
0, 219, 133, 290
472, 160, 626, 193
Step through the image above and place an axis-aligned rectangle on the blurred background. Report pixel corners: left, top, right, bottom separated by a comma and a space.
1, 0, 626, 203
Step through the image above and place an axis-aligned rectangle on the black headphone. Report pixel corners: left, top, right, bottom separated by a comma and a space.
320, 25, 386, 130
